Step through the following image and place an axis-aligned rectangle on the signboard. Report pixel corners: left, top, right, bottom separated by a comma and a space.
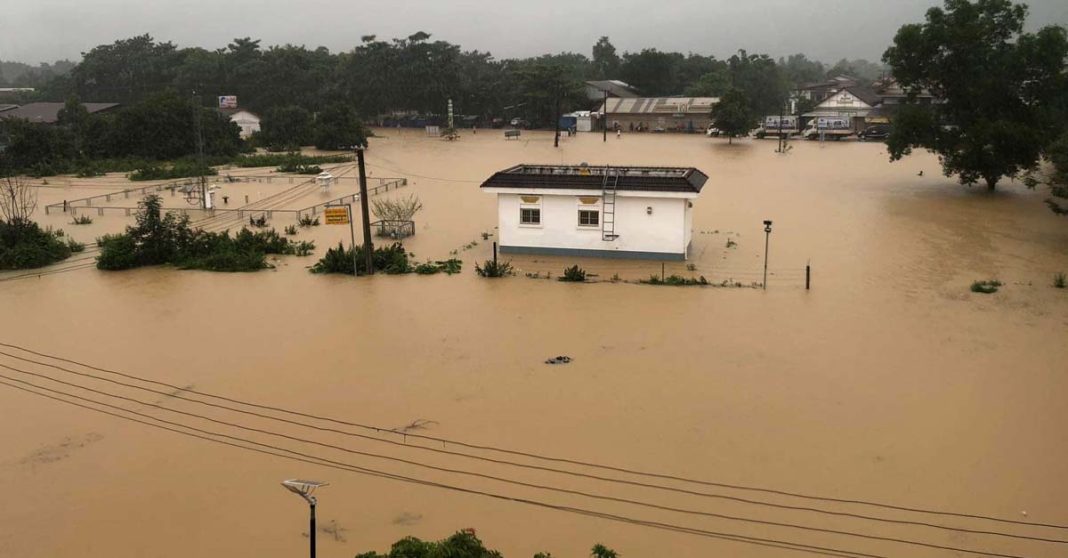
218, 95, 238, 109
324, 207, 350, 225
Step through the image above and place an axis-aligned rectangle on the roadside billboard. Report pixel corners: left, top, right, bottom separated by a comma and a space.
218, 96, 238, 109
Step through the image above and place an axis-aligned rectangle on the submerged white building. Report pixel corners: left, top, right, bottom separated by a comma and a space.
480, 164, 707, 260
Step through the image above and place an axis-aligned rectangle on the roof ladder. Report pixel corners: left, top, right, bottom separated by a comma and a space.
602, 167, 620, 241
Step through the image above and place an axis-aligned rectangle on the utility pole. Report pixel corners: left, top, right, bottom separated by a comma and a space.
356, 147, 374, 275
192, 89, 207, 209
602, 89, 608, 142
281, 480, 326, 558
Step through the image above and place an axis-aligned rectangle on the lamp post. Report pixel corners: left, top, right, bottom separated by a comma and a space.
762, 220, 773, 290
282, 479, 328, 558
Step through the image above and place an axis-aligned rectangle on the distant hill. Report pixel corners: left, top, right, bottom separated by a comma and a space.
0, 59, 75, 87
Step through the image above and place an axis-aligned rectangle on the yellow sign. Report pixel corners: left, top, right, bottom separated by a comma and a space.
324, 207, 350, 225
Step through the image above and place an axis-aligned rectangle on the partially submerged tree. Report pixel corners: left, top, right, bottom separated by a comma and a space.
710, 88, 754, 144
0, 175, 38, 225
882, 0, 1068, 190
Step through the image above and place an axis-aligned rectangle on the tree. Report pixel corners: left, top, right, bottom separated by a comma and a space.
57, 96, 92, 157
0, 175, 37, 225
313, 103, 368, 150
711, 88, 754, 144
883, 0, 1068, 190
591, 37, 621, 79
779, 53, 825, 87
727, 50, 788, 118
514, 61, 584, 146
685, 64, 730, 97
259, 105, 313, 150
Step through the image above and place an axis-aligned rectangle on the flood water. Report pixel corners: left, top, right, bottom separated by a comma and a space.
1, 130, 1067, 558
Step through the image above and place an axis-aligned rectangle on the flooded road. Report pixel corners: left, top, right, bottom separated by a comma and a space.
1, 130, 1067, 558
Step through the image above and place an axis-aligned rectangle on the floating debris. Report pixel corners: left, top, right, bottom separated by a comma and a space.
545, 355, 572, 365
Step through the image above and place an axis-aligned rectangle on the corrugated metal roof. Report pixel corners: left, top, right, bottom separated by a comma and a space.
585, 80, 639, 98
481, 164, 707, 194
600, 97, 718, 115
0, 102, 120, 124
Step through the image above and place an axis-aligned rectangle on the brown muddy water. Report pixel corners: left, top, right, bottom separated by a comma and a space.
1, 130, 1067, 558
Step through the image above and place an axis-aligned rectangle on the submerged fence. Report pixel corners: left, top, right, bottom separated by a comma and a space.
47, 176, 408, 221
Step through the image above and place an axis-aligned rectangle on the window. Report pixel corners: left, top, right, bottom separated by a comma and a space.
578, 209, 599, 227
520, 207, 541, 225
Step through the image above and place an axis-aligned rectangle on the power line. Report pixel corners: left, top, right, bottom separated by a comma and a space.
2, 341, 1059, 533
0, 376, 882, 558
1, 363, 1048, 558
0, 348, 1060, 546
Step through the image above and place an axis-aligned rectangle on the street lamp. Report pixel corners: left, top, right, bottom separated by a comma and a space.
762, 220, 773, 290
282, 479, 328, 558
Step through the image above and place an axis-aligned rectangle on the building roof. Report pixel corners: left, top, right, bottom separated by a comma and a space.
481, 164, 708, 194
586, 80, 640, 98
0, 104, 17, 113
844, 86, 881, 108
797, 75, 859, 91
600, 97, 718, 115
217, 107, 261, 118
0, 102, 120, 124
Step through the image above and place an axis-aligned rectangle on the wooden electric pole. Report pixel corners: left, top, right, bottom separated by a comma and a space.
356, 147, 374, 275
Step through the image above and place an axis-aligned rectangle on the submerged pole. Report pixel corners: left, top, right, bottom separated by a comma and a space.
356, 147, 374, 275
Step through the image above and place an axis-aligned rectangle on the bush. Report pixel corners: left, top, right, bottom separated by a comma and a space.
559, 265, 587, 282
284, 225, 298, 236
96, 194, 309, 272
276, 163, 323, 174
0, 220, 72, 269
413, 259, 463, 275
129, 161, 218, 181
298, 215, 320, 227
475, 259, 514, 278
67, 238, 86, 253
71, 215, 93, 225
1053, 272, 1065, 289
970, 279, 1002, 294
232, 153, 349, 168
643, 274, 709, 286
309, 242, 411, 276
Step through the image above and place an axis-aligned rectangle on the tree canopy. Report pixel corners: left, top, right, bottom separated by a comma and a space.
711, 88, 755, 144
882, 0, 1068, 190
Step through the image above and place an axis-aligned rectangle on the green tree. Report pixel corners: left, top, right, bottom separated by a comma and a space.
514, 61, 584, 145
313, 103, 368, 150
779, 53, 826, 87
56, 96, 92, 158
727, 50, 788, 118
591, 37, 621, 79
260, 105, 313, 150
711, 88, 754, 144
685, 64, 730, 97
883, 0, 1068, 190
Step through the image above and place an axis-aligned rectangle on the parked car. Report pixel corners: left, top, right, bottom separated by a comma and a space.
509, 118, 530, 129
859, 124, 892, 141
706, 125, 721, 137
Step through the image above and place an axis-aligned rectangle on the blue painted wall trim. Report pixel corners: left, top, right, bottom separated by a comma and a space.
499, 245, 686, 261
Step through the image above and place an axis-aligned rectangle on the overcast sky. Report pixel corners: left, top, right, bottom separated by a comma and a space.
2, 0, 1066, 65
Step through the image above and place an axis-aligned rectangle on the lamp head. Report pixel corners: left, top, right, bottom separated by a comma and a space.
763, 220, 773, 233
282, 479, 327, 505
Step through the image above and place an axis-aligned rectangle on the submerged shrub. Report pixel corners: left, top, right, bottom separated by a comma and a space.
71, 215, 93, 225
475, 259, 514, 278
413, 258, 463, 275
309, 242, 411, 275
0, 220, 72, 269
559, 265, 587, 282
1054, 272, 1066, 289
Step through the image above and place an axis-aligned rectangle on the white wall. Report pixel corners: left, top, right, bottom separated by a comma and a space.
229, 110, 261, 139
496, 192, 691, 258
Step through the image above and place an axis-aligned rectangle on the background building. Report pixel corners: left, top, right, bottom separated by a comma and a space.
218, 108, 261, 138
598, 97, 718, 133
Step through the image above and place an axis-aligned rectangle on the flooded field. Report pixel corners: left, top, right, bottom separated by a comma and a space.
1, 130, 1067, 558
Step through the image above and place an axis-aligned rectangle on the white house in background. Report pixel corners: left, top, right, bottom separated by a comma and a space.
480, 164, 707, 260
218, 108, 261, 138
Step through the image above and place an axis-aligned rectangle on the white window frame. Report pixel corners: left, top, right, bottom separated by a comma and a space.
577, 208, 600, 228
519, 205, 542, 228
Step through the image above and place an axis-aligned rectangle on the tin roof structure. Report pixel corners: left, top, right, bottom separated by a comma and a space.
599, 97, 718, 115
0, 102, 120, 124
480, 164, 707, 194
